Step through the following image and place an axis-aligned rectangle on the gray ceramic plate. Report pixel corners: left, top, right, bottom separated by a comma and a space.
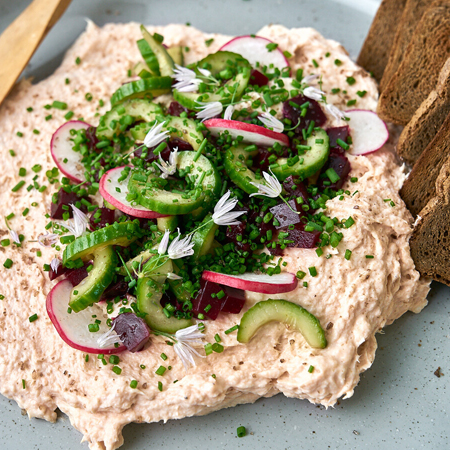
1, 1, 449, 449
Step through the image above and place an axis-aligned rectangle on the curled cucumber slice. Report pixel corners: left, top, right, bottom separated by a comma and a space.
96, 99, 163, 140
110, 77, 172, 106
223, 144, 259, 195
127, 151, 221, 215
140, 25, 175, 77
237, 299, 327, 349
69, 246, 117, 313
192, 214, 218, 261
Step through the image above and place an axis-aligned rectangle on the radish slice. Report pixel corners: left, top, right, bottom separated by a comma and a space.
219, 35, 290, 72
202, 271, 298, 294
46, 279, 126, 354
204, 119, 289, 148
50, 120, 91, 183
99, 166, 169, 219
344, 110, 389, 156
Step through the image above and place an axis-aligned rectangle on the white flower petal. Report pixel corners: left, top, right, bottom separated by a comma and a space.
38, 232, 59, 247
50, 258, 61, 272
155, 147, 178, 179
167, 229, 195, 259
249, 168, 282, 198
196, 101, 223, 121
172, 64, 202, 92
212, 190, 245, 226
198, 67, 212, 77
325, 103, 347, 121
69, 204, 89, 237
158, 229, 170, 255
258, 112, 284, 133
224, 104, 235, 121
167, 272, 182, 280
303, 86, 325, 101
97, 322, 122, 349
143, 121, 169, 148
302, 74, 320, 84
9, 230, 20, 245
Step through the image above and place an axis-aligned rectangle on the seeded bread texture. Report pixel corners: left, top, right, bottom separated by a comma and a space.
379, 0, 437, 92
377, 3, 450, 125
400, 111, 450, 216
357, 0, 407, 83
410, 157, 450, 285
397, 58, 450, 165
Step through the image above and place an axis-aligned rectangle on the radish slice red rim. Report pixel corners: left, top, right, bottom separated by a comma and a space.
202, 271, 298, 294
219, 35, 290, 72
344, 110, 389, 156
99, 166, 169, 219
50, 120, 91, 184
46, 279, 126, 354
204, 118, 289, 148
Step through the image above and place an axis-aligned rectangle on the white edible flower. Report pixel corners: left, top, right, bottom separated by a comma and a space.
302, 74, 320, 84
167, 272, 182, 280
173, 324, 206, 370
9, 230, 20, 245
249, 169, 282, 198
325, 103, 347, 121
258, 112, 284, 133
158, 229, 170, 255
37, 232, 59, 247
198, 67, 212, 78
196, 101, 223, 121
143, 121, 169, 148
167, 229, 195, 259
223, 104, 235, 121
303, 86, 325, 101
212, 191, 246, 226
172, 64, 202, 92
62, 204, 89, 238
50, 258, 61, 272
97, 322, 122, 349
155, 147, 178, 179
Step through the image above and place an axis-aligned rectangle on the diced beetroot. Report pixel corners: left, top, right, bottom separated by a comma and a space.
168, 138, 193, 151
50, 188, 90, 220
250, 69, 269, 87
113, 312, 151, 352
283, 95, 327, 134
65, 266, 89, 287
326, 126, 350, 149
49, 261, 67, 281
252, 148, 271, 172
318, 148, 351, 190
168, 101, 188, 117
89, 207, 116, 230
192, 279, 225, 320
85, 126, 100, 152
271, 222, 321, 256
160, 290, 184, 313
220, 286, 246, 314
269, 200, 302, 229
283, 176, 309, 202
133, 143, 171, 164
102, 279, 129, 300
226, 220, 251, 252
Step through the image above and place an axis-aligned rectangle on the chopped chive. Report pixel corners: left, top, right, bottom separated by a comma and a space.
9, 149, 16, 156
29, 314, 38, 322
346, 76, 356, 85
308, 365, 315, 373
52, 100, 67, 110
75, 57, 81, 65
130, 380, 138, 389
3, 259, 13, 269
158, 381, 163, 391
155, 365, 166, 376
64, 111, 74, 120
112, 366, 122, 375
237, 426, 247, 438
11, 181, 25, 192
22, 379, 26, 389
224, 325, 239, 334
312, 59, 319, 68
109, 355, 120, 365
160, 353, 168, 361
344, 249, 352, 260
366, 255, 374, 259
308, 266, 317, 277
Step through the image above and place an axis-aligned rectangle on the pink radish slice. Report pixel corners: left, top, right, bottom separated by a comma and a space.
46, 279, 126, 354
219, 35, 290, 72
204, 119, 289, 148
51, 120, 91, 183
202, 271, 298, 294
99, 166, 169, 219
344, 110, 389, 156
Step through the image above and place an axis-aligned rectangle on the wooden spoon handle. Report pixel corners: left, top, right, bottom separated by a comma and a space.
0, 0, 72, 105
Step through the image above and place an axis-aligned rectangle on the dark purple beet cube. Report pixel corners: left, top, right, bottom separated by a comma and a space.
48, 260, 67, 281
326, 126, 350, 149
50, 188, 90, 220
89, 207, 116, 230
283, 176, 309, 203
160, 290, 184, 313
226, 221, 250, 252
252, 148, 272, 172
250, 69, 269, 87
168, 101, 188, 117
85, 126, 99, 152
318, 148, 351, 190
283, 94, 327, 134
113, 312, 151, 352
269, 200, 302, 229
220, 286, 246, 314
65, 266, 89, 287
168, 138, 193, 151
286, 222, 321, 249
134, 143, 171, 164
192, 279, 225, 320
102, 279, 129, 300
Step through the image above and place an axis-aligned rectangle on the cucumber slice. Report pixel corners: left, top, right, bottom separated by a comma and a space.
110, 77, 172, 106
192, 214, 218, 261
166, 46, 184, 66
157, 216, 179, 232
96, 99, 163, 140
140, 25, 175, 77
63, 221, 143, 263
173, 51, 251, 110
167, 259, 191, 304
131, 116, 204, 151
272, 128, 330, 181
127, 151, 221, 215
136, 256, 193, 333
69, 246, 117, 313
136, 38, 160, 76
223, 144, 259, 195
237, 299, 327, 349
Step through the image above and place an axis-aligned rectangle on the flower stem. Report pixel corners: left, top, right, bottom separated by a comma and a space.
279, 194, 301, 215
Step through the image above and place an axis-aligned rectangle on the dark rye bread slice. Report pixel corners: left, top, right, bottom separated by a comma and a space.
377, 3, 450, 125
397, 57, 450, 165
379, 0, 437, 93
409, 157, 450, 285
357, 0, 407, 83
400, 111, 450, 216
